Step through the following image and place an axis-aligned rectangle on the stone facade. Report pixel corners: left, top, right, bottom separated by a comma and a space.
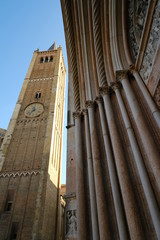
0, 45, 66, 239
61, 0, 160, 239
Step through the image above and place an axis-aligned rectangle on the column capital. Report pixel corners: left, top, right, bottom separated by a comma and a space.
111, 82, 121, 92
116, 70, 128, 82
129, 65, 136, 75
99, 85, 111, 96
82, 108, 88, 115
95, 96, 103, 104
73, 111, 82, 119
85, 100, 95, 109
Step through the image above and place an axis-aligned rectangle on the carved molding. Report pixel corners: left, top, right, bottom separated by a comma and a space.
128, 0, 149, 62
0, 170, 40, 178
116, 70, 128, 82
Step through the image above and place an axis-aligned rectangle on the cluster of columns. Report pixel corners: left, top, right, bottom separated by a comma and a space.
73, 69, 160, 240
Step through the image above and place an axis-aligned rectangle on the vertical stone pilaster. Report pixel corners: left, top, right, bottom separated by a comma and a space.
96, 95, 128, 240
86, 100, 111, 240
73, 111, 87, 240
129, 66, 160, 128
112, 80, 160, 238
100, 86, 144, 240
82, 109, 99, 240
116, 70, 160, 194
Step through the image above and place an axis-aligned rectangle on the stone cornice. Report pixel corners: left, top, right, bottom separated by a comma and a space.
116, 70, 128, 82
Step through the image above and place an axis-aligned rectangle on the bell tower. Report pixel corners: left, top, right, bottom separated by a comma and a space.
0, 43, 66, 240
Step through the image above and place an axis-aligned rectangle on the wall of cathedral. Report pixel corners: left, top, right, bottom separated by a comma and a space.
61, 0, 160, 239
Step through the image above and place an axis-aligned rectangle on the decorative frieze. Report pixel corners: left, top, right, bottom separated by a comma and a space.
30, 77, 54, 82
140, 0, 160, 84
128, 0, 149, 62
16, 118, 47, 124
0, 170, 40, 178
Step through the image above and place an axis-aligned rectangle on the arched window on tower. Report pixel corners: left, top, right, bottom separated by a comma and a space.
49, 56, 53, 62
40, 57, 43, 63
45, 57, 48, 62
35, 92, 41, 99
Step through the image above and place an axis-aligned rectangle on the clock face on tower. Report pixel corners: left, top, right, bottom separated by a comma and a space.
24, 103, 44, 118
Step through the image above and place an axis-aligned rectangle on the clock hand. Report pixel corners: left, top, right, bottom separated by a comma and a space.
31, 106, 36, 112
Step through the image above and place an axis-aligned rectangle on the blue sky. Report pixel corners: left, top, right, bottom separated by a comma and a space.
0, 0, 68, 183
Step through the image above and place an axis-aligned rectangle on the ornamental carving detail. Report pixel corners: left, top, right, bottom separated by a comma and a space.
99, 85, 111, 96
111, 82, 122, 91
128, 0, 149, 62
95, 96, 103, 104
73, 111, 82, 119
140, 0, 160, 84
116, 70, 128, 82
82, 109, 88, 115
0, 170, 40, 178
153, 80, 160, 110
66, 209, 77, 237
85, 100, 95, 109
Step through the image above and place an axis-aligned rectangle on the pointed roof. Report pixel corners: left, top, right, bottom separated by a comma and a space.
48, 42, 57, 51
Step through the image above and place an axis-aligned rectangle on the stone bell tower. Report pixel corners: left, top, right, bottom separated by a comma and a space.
0, 43, 66, 240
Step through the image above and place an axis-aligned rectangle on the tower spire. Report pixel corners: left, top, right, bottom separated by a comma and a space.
48, 42, 57, 50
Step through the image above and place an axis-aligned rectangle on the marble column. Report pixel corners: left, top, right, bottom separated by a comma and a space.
83, 109, 99, 240
130, 67, 160, 128
116, 70, 160, 189
112, 81, 160, 238
100, 86, 144, 240
73, 112, 87, 240
86, 100, 111, 240
96, 96, 128, 240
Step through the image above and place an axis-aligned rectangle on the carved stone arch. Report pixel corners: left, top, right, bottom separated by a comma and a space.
91, 0, 107, 87
115, 0, 129, 69
62, 0, 81, 113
